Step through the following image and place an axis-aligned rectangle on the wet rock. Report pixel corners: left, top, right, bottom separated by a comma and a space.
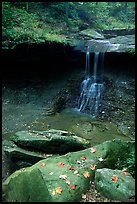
101, 28, 135, 39
44, 88, 70, 116
79, 29, 105, 40
11, 129, 90, 154
95, 168, 135, 201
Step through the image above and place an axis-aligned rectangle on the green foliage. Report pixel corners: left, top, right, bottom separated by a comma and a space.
2, 2, 135, 49
2, 2, 14, 28
115, 150, 135, 178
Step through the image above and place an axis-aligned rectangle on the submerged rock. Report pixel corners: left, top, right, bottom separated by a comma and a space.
2, 139, 135, 202
95, 168, 135, 201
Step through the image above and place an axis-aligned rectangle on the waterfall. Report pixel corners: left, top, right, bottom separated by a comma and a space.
77, 47, 104, 117
93, 52, 99, 82
85, 46, 90, 77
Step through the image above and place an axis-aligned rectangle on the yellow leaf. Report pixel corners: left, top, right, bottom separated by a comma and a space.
74, 170, 78, 175
52, 190, 56, 195
55, 187, 63, 194
83, 171, 90, 178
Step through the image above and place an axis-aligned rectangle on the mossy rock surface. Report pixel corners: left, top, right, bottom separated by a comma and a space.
95, 168, 135, 201
11, 129, 90, 154
3, 139, 134, 202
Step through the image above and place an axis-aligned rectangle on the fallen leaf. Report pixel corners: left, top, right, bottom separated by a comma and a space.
122, 171, 129, 176
111, 175, 118, 183
59, 174, 67, 180
69, 185, 75, 190
81, 156, 86, 160
69, 166, 75, 170
90, 165, 96, 170
52, 187, 63, 195
91, 147, 96, 153
58, 162, 65, 167
40, 163, 45, 167
83, 171, 90, 178
65, 179, 71, 185
122, 168, 127, 172
98, 157, 104, 162
55, 187, 63, 194
74, 170, 78, 175
52, 190, 56, 195
82, 194, 87, 199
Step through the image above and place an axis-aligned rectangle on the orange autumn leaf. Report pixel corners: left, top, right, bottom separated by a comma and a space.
111, 175, 118, 183
55, 187, 63, 194
81, 156, 86, 160
91, 147, 96, 153
122, 171, 129, 176
69, 185, 75, 190
40, 162, 45, 167
83, 171, 90, 178
69, 166, 75, 170
58, 162, 65, 167
90, 165, 96, 170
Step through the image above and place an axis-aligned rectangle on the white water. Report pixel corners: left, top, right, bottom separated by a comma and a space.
78, 47, 104, 117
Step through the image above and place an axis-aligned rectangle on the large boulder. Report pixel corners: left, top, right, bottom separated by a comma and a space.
2, 140, 49, 168
2, 139, 135, 202
11, 129, 90, 154
95, 168, 135, 201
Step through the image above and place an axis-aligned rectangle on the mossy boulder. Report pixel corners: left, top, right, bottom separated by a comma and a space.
2, 140, 48, 168
95, 168, 135, 201
3, 139, 135, 202
11, 129, 90, 154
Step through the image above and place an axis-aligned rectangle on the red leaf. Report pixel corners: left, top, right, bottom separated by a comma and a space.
81, 156, 86, 160
111, 175, 118, 183
58, 162, 65, 167
90, 165, 96, 170
40, 162, 45, 167
69, 185, 75, 190
91, 147, 96, 153
122, 171, 129, 176
69, 166, 75, 170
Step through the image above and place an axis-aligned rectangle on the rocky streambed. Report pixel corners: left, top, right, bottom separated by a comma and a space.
2, 64, 135, 202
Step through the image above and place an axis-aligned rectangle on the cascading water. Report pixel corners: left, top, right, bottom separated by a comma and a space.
85, 45, 90, 76
78, 46, 104, 117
